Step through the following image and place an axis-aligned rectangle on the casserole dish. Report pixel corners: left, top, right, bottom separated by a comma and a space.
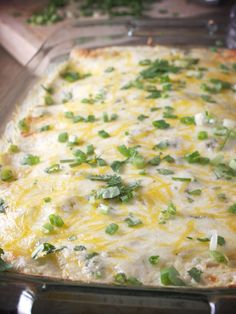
0, 18, 236, 313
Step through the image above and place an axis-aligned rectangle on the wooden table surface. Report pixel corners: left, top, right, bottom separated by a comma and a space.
0, 45, 22, 98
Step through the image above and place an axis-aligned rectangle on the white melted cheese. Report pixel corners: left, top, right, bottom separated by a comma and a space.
0, 46, 236, 287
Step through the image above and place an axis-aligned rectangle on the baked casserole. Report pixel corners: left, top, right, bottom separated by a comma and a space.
0, 46, 236, 287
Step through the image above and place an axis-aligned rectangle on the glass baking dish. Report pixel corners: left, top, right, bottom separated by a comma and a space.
0, 18, 236, 314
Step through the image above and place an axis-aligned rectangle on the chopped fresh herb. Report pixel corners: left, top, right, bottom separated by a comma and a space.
209, 250, 228, 264
85, 252, 98, 260
217, 236, 225, 246
114, 273, 127, 284
172, 177, 191, 182
97, 186, 121, 199
159, 202, 177, 224
180, 116, 195, 125
103, 112, 118, 122
160, 266, 185, 286
201, 94, 216, 103
105, 223, 119, 235
140, 59, 180, 80
98, 203, 112, 215
217, 193, 227, 202
0, 199, 7, 213
45, 164, 61, 174
111, 160, 125, 173
201, 79, 232, 93
149, 155, 161, 166
0, 248, 11, 272
150, 107, 161, 112
43, 197, 51, 203
61, 71, 90, 82
188, 267, 203, 283
18, 118, 30, 133
8, 144, 19, 153
138, 114, 149, 121
139, 59, 151, 66
42, 223, 54, 234
0, 168, 14, 182
155, 140, 169, 150
157, 168, 174, 175
197, 238, 209, 243
117, 145, 137, 158
58, 132, 68, 143
163, 106, 177, 119
148, 255, 160, 265
153, 119, 170, 129
62, 91, 73, 103
98, 130, 110, 138
131, 154, 146, 169
184, 151, 210, 165
41, 84, 54, 94
68, 235, 77, 241
228, 203, 236, 213
124, 213, 142, 227
31, 243, 56, 259
39, 125, 51, 132
74, 245, 86, 251
163, 155, 175, 163
21, 154, 40, 166
86, 144, 95, 155
126, 277, 142, 286
105, 66, 115, 73
187, 189, 202, 196
49, 214, 64, 227
44, 95, 54, 106
146, 90, 162, 99
198, 131, 208, 140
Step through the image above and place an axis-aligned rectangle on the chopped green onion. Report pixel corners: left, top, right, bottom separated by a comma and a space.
8, 144, 19, 154
58, 132, 68, 143
44, 95, 54, 106
187, 189, 202, 196
157, 168, 174, 175
105, 66, 115, 73
105, 223, 119, 235
153, 119, 170, 129
172, 177, 192, 182
18, 118, 30, 133
21, 154, 40, 166
43, 197, 51, 203
198, 131, 208, 140
180, 116, 195, 125
188, 267, 203, 283
124, 214, 142, 227
209, 250, 228, 264
228, 203, 236, 213
39, 125, 51, 132
0, 248, 11, 272
160, 266, 185, 286
148, 255, 160, 265
31, 243, 56, 259
45, 164, 61, 174
149, 155, 161, 167
74, 245, 86, 251
138, 114, 149, 121
98, 130, 110, 138
114, 273, 127, 284
49, 214, 64, 227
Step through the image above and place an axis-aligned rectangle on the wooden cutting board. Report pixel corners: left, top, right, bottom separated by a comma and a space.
0, 0, 232, 65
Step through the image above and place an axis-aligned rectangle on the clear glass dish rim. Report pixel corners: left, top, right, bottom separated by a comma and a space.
0, 18, 235, 300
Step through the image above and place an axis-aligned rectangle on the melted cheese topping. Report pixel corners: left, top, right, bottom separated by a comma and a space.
0, 46, 236, 287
